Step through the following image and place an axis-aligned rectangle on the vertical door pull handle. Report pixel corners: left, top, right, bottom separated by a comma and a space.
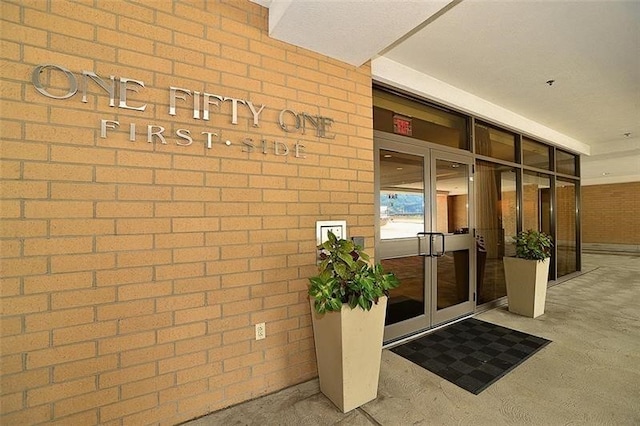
436, 232, 446, 257
417, 232, 430, 256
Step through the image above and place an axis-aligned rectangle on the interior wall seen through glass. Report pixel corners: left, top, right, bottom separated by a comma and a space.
522, 172, 552, 235
522, 171, 553, 278
435, 159, 469, 234
475, 161, 517, 304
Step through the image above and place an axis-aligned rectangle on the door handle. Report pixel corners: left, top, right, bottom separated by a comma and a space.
417, 232, 446, 257
433, 233, 446, 257
417, 232, 430, 256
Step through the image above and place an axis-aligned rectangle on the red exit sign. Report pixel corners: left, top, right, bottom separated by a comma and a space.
393, 114, 412, 136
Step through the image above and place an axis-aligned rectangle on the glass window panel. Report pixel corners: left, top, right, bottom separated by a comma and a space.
522, 172, 552, 235
373, 88, 469, 150
522, 171, 553, 278
556, 149, 578, 175
475, 123, 516, 162
556, 179, 577, 276
522, 138, 551, 170
382, 256, 424, 325
475, 161, 517, 304
435, 159, 468, 234
437, 250, 469, 309
379, 150, 424, 240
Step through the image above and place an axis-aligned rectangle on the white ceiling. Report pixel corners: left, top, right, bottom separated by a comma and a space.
254, 0, 640, 186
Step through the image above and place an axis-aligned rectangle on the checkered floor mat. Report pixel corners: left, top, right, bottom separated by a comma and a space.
390, 318, 551, 394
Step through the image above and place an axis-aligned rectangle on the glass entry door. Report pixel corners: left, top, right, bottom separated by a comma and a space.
376, 137, 475, 343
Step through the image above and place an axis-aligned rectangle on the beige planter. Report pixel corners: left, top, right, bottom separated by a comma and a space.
503, 257, 550, 318
309, 296, 387, 413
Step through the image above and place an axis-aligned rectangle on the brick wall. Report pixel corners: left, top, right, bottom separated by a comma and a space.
582, 182, 640, 245
0, 1, 374, 424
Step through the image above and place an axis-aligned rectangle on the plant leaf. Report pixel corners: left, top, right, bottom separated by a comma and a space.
308, 231, 400, 313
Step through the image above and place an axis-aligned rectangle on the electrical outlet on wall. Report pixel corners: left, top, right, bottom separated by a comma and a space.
255, 323, 265, 340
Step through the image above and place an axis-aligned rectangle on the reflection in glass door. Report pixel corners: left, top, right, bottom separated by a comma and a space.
431, 157, 473, 325
475, 161, 517, 305
379, 150, 426, 328
377, 138, 475, 343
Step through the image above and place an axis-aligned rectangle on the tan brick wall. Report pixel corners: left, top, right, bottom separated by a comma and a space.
582, 182, 640, 244
0, 1, 373, 424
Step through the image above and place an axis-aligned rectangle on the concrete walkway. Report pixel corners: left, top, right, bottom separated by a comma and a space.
184, 254, 640, 425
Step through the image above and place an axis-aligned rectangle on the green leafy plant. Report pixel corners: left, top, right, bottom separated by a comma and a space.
514, 229, 553, 261
308, 231, 399, 314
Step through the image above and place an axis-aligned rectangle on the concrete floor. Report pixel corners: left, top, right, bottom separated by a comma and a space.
185, 254, 640, 425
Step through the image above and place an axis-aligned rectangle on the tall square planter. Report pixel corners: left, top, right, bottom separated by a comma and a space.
309, 296, 387, 413
503, 257, 550, 318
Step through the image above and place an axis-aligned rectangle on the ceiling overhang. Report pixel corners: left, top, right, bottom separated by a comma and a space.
258, 0, 452, 67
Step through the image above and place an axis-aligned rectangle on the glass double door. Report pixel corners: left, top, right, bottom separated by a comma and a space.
376, 136, 475, 342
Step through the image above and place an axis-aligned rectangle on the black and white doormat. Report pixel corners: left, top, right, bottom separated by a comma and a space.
390, 318, 551, 394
